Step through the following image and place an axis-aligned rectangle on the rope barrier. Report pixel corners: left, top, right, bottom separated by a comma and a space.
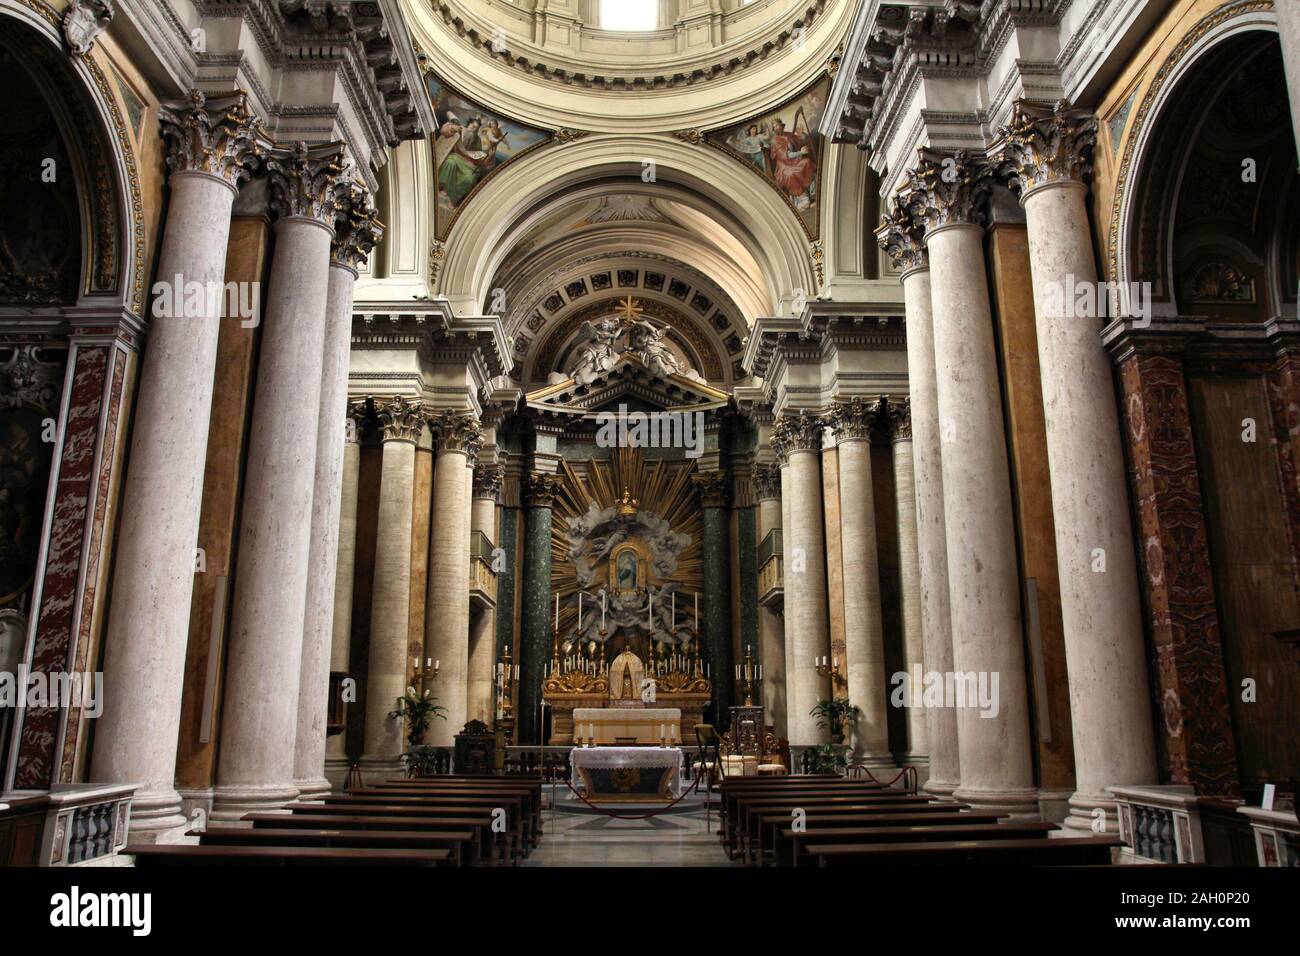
556, 770, 704, 820
848, 763, 919, 791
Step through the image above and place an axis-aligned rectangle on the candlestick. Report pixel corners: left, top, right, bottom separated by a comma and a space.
578, 591, 583, 630
554, 592, 559, 631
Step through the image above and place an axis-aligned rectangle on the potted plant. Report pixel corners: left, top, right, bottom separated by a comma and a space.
802, 743, 850, 775
398, 744, 444, 778
810, 697, 860, 745
390, 686, 447, 747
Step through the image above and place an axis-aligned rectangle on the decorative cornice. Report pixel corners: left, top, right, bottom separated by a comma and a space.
874, 194, 928, 273
158, 90, 266, 189
692, 471, 730, 509
988, 98, 1097, 199
751, 463, 782, 501
375, 396, 425, 443
898, 147, 993, 234
823, 395, 884, 442
331, 180, 384, 271
771, 409, 824, 463
428, 409, 483, 461
266, 140, 349, 226
472, 465, 504, 502
524, 471, 563, 508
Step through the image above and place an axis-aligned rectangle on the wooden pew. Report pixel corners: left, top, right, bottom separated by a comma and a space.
721, 784, 903, 853
805, 835, 1123, 867
125, 844, 450, 867
243, 812, 496, 867
732, 793, 935, 861
278, 804, 522, 864
354, 783, 543, 843
316, 792, 533, 851
759, 809, 998, 866
782, 821, 1058, 867
196, 826, 475, 867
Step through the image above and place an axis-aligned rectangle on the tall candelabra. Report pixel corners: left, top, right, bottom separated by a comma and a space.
734, 645, 763, 707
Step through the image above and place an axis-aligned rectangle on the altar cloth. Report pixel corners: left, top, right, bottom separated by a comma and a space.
569, 746, 685, 801
571, 707, 682, 745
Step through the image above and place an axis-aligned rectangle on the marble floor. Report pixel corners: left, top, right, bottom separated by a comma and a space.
522, 788, 734, 867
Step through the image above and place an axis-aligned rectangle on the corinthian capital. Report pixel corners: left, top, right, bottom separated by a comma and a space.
751, 463, 781, 501
771, 410, 824, 464
824, 396, 885, 442
332, 181, 384, 271
898, 148, 994, 234
875, 194, 928, 273
473, 465, 504, 502
524, 472, 563, 508
885, 397, 912, 443
990, 99, 1097, 198
159, 90, 266, 188
375, 397, 425, 443
692, 471, 730, 508
267, 140, 349, 226
428, 410, 483, 463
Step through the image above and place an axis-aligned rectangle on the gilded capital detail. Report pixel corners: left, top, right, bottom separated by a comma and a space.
428, 410, 483, 462
375, 397, 425, 443
990, 99, 1098, 198
898, 148, 993, 234
159, 90, 265, 189
875, 195, 928, 273
771, 410, 824, 464
524, 472, 563, 508
473, 465, 504, 502
751, 463, 781, 501
823, 396, 884, 443
692, 471, 730, 509
332, 181, 384, 271
267, 140, 349, 226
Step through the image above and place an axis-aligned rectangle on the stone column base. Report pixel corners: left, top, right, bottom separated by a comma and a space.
209, 783, 300, 824
952, 785, 1040, 822
293, 777, 332, 801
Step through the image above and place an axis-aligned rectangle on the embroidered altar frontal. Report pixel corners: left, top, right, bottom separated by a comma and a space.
571, 746, 684, 802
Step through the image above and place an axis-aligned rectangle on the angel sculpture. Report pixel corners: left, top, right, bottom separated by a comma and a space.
628, 319, 684, 379
570, 317, 622, 385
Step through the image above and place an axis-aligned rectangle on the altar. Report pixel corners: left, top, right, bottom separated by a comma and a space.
573, 707, 682, 745
570, 746, 684, 802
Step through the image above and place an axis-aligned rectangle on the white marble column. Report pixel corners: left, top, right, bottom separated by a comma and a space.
325, 401, 365, 781
212, 142, 348, 821
903, 151, 1037, 818
467, 466, 503, 723
752, 464, 787, 735
92, 92, 262, 837
1276, 0, 1300, 155
825, 399, 892, 768
774, 412, 831, 746
294, 187, 381, 799
424, 413, 482, 745
888, 400, 929, 772
360, 398, 424, 773
994, 103, 1156, 831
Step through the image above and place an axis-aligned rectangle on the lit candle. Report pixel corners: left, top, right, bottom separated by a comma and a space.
554, 593, 559, 631
694, 591, 699, 629
601, 590, 607, 630
648, 590, 653, 627
578, 591, 583, 630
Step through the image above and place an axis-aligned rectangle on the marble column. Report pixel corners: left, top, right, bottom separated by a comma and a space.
878, 208, 960, 795
423, 412, 482, 745
212, 141, 347, 822
994, 103, 1156, 830
468, 466, 504, 722
359, 398, 423, 771
773, 412, 831, 746
325, 400, 366, 780
694, 472, 734, 724
294, 189, 381, 799
900, 151, 1037, 818
93, 92, 262, 837
752, 464, 786, 734
825, 399, 892, 768
888, 399, 928, 771
519, 473, 561, 744
1276, 0, 1300, 156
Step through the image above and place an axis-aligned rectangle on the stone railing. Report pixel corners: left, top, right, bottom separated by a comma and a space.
1, 783, 138, 866
1237, 805, 1300, 867
757, 528, 783, 609
1109, 784, 1209, 864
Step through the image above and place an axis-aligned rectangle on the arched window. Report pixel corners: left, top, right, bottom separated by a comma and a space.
600, 0, 657, 31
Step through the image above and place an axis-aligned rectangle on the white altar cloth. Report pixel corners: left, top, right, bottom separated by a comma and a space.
571, 707, 682, 745
569, 746, 685, 799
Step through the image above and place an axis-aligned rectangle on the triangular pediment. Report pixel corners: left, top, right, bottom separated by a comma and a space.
525, 352, 730, 414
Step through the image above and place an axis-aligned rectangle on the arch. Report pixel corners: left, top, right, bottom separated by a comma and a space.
437, 134, 817, 319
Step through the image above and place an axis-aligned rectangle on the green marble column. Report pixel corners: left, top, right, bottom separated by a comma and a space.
694, 472, 734, 726
519, 473, 560, 744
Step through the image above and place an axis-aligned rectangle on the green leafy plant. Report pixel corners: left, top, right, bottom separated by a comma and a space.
802, 743, 850, 775
810, 697, 861, 741
389, 686, 447, 749
399, 744, 445, 779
